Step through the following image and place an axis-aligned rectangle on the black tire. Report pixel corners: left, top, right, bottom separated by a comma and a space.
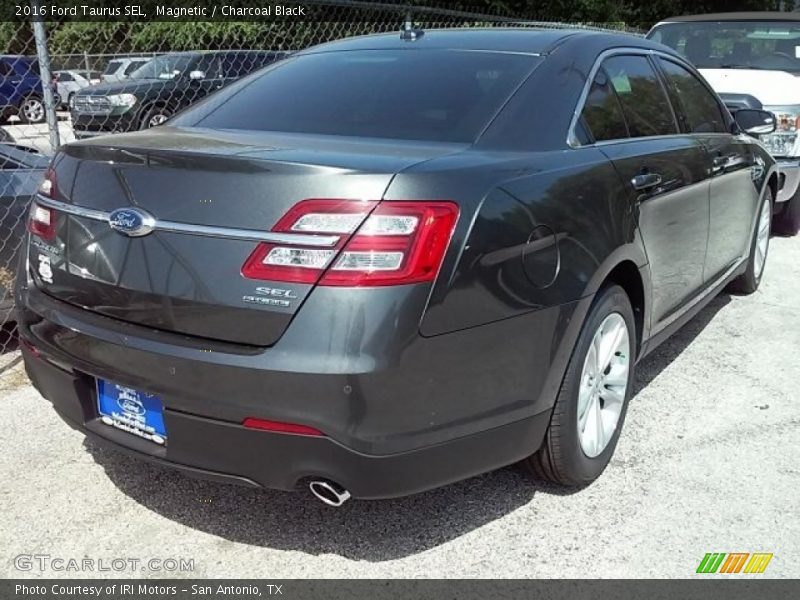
729, 187, 773, 294
139, 104, 172, 130
523, 284, 636, 486
773, 193, 800, 237
17, 96, 45, 124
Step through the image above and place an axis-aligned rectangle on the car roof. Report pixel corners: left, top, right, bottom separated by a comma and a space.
301, 28, 651, 56
657, 12, 800, 23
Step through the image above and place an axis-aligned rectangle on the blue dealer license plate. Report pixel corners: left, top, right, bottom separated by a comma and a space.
96, 379, 167, 445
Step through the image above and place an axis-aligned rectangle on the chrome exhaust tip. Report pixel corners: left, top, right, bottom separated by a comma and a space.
309, 480, 351, 507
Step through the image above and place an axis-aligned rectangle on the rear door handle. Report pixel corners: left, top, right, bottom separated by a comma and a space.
631, 173, 662, 191
713, 153, 744, 169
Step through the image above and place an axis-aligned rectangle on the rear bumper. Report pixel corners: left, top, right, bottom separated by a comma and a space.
15, 284, 580, 499
23, 349, 550, 499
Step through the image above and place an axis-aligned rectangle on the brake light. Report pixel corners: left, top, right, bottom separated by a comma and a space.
242, 418, 324, 436
241, 199, 459, 287
28, 202, 56, 240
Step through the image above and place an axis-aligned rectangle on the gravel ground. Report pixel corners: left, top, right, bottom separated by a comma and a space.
1, 236, 798, 579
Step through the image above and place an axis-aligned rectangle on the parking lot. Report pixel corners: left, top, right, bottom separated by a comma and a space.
0, 235, 797, 579
3, 115, 75, 154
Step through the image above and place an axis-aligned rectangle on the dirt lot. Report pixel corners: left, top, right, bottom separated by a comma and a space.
1, 236, 798, 578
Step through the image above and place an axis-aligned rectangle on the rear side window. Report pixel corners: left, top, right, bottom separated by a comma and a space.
59, 72, 74, 82
657, 58, 727, 133
190, 50, 537, 143
601, 55, 677, 138
0, 62, 13, 78
580, 67, 629, 142
104, 60, 121, 75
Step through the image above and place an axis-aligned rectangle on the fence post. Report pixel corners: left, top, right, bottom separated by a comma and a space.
30, 0, 60, 152
84, 51, 90, 74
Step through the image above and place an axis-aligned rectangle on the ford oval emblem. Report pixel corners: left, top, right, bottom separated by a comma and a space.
108, 207, 156, 237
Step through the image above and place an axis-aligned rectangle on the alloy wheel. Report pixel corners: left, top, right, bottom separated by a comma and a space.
148, 113, 169, 127
577, 312, 630, 458
22, 98, 44, 123
754, 197, 771, 280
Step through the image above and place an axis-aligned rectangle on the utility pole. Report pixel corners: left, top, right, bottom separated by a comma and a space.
31, 0, 60, 151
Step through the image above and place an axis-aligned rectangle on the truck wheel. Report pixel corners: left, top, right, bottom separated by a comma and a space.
774, 193, 800, 236
140, 105, 172, 129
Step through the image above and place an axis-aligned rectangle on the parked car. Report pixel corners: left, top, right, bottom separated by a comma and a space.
52, 70, 96, 108
71, 50, 290, 139
648, 12, 800, 235
101, 57, 151, 83
0, 55, 47, 124
0, 143, 48, 324
17, 30, 777, 504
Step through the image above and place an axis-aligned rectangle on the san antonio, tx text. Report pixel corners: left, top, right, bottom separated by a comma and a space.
16, 583, 281, 596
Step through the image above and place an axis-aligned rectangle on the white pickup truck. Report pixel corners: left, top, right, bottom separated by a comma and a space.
648, 12, 800, 235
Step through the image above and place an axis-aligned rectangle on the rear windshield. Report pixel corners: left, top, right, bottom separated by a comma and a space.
187, 49, 537, 143
649, 21, 800, 73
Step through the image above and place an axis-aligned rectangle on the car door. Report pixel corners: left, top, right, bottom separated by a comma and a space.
655, 56, 760, 282
585, 53, 711, 326
0, 61, 17, 107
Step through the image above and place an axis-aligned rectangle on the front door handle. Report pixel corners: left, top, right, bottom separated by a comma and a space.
631, 172, 663, 191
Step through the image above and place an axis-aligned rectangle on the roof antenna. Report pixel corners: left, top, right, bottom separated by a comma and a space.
400, 12, 424, 41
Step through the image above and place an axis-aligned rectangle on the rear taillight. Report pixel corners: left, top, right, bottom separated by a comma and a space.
28, 202, 56, 240
242, 200, 459, 287
37, 167, 56, 198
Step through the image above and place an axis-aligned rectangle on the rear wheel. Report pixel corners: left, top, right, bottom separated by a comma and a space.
774, 193, 800, 237
18, 96, 45, 124
730, 188, 772, 294
524, 284, 635, 486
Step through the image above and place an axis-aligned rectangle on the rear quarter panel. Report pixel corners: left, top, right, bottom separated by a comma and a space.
385, 147, 645, 337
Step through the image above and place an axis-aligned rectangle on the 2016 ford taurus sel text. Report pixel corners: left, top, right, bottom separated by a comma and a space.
16, 29, 777, 505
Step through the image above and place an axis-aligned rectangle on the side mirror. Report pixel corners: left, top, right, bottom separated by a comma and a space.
188, 70, 205, 81
734, 109, 776, 136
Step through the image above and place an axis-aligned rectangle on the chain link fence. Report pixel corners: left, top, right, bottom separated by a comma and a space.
0, 0, 642, 359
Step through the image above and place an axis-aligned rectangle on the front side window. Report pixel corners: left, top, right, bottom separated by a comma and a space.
601, 55, 677, 138
580, 67, 629, 142
657, 58, 727, 133
129, 55, 193, 80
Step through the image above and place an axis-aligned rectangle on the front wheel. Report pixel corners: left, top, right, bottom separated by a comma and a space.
730, 188, 772, 294
140, 105, 172, 129
523, 284, 636, 486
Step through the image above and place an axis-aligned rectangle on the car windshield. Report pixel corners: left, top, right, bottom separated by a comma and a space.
129, 55, 193, 80
186, 49, 537, 143
650, 21, 800, 73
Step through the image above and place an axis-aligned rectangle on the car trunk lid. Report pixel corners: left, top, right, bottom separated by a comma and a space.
30, 126, 463, 346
